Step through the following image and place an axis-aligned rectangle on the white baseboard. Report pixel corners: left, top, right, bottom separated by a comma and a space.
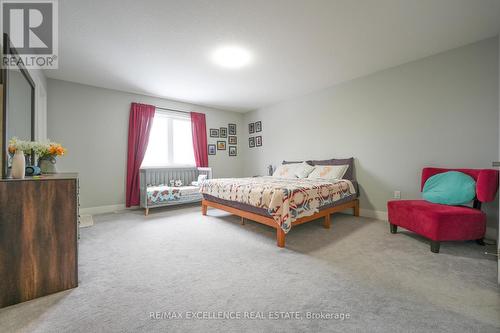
359, 208, 388, 221
80, 204, 128, 216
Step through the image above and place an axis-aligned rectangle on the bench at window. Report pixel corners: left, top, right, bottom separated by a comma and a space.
140, 167, 212, 215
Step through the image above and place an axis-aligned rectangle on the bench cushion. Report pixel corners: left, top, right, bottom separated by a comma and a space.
147, 185, 201, 205
387, 200, 486, 241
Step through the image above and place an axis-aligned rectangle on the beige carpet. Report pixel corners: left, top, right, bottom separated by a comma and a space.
0, 204, 499, 332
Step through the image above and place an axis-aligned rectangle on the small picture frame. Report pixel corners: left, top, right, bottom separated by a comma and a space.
249, 123, 254, 134
210, 129, 219, 138
217, 141, 226, 150
255, 121, 262, 132
220, 127, 227, 138
208, 144, 216, 155
256, 136, 262, 147
229, 146, 237, 156
249, 137, 255, 148
228, 136, 237, 144
228, 123, 237, 135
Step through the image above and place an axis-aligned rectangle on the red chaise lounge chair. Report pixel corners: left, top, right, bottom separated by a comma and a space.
387, 167, 499, 253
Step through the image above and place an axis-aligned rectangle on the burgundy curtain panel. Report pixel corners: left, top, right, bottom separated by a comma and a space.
126, 103, 155, 207
190, 112, 208, 167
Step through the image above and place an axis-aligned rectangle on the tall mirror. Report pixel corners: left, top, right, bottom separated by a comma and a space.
1, 34, 35, 178
6, 68, 33, 141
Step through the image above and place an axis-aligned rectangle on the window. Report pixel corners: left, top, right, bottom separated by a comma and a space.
141, 111, 195, 167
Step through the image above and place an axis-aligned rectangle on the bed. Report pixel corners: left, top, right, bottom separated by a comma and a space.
200, 174, 359, 248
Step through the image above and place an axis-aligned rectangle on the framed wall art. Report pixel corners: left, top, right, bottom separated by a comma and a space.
217, 141, 226, 150
208, 144, 216, 155
209, 129, 219, 138
255, 121, 262, 132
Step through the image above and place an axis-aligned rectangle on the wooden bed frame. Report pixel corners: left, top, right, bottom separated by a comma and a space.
201, 198, 359, 248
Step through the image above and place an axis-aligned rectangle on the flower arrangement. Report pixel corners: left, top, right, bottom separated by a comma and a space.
8, 137, 67, 175
36, 141, 67, 158
36, 141, 67, 174
8, 137, 66, 159
8, 137, 35, 156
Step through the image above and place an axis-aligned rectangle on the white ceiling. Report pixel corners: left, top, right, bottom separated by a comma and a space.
46, 0, 500, 112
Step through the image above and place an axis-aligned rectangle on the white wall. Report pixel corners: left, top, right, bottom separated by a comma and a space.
47, 79, 245, 210
244, 37, 499, 234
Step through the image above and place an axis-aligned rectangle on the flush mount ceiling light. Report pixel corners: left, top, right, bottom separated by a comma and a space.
212, 45, 252, 69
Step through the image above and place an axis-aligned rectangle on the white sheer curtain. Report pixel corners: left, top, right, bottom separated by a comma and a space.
142, 111, 195, 167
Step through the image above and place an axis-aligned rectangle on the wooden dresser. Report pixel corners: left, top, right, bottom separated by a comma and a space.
0, 173, 79, 308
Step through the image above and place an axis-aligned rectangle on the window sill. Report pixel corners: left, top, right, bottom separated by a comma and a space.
141, 165, 197, 169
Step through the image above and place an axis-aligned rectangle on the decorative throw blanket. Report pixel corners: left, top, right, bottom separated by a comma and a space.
200, 177, 355, 233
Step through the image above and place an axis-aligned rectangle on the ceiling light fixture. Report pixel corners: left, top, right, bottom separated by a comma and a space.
212, 45, 252, 69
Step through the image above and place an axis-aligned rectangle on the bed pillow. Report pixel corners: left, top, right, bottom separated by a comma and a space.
273, 163, 300, 178
422, 171, 476, 205
294, 162, 315, 178
191, 174, 208, 186
309, 158, 354, 180
307, 165, 349, 181
273, 162, 314, 178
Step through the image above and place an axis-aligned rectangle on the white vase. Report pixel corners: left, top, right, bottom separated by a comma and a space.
11, 150, 26, 179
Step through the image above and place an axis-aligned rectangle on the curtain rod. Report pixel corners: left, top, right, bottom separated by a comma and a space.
155, 106, 190, 115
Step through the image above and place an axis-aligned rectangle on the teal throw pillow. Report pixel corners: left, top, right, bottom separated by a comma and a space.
422, 171, 476, 205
